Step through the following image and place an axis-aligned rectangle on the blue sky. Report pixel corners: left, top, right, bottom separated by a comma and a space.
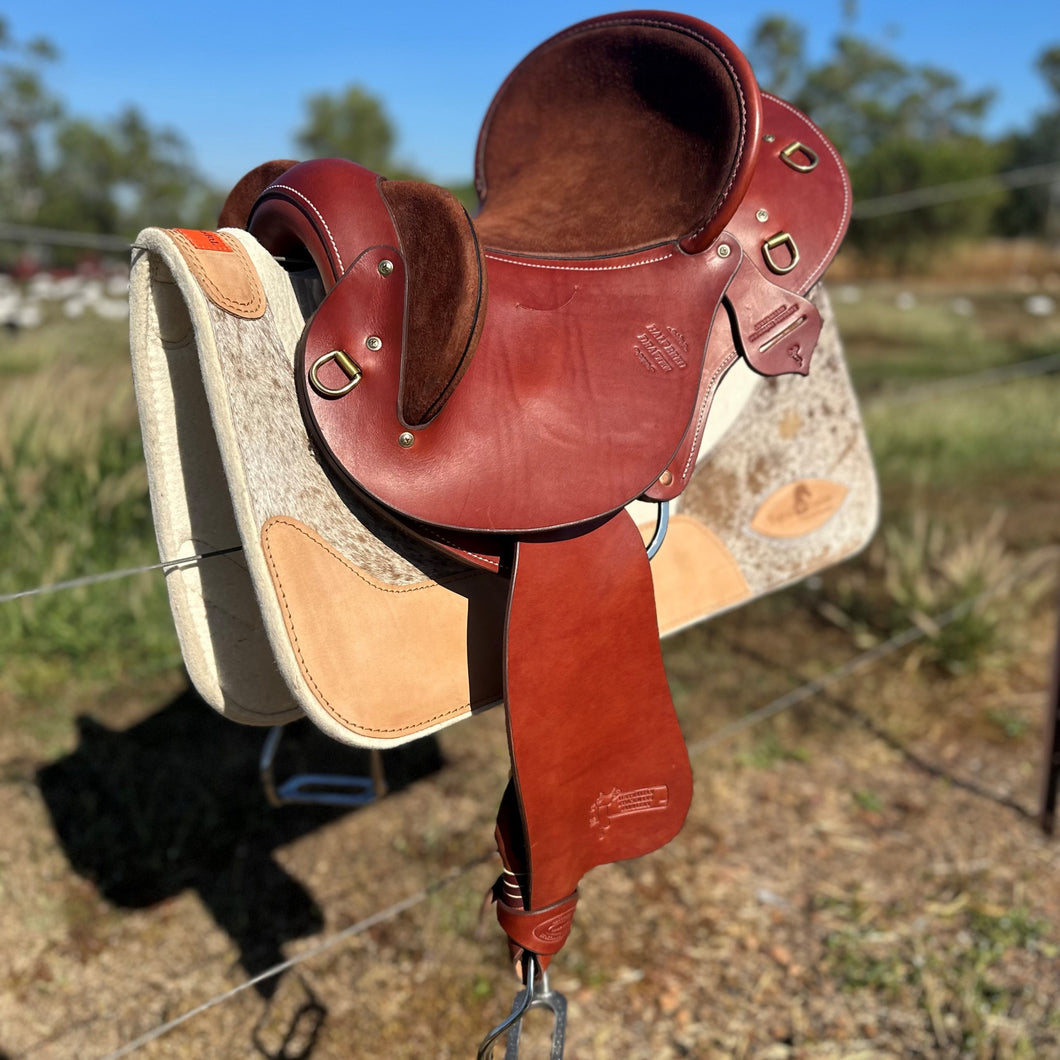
3, 1, 1058, 188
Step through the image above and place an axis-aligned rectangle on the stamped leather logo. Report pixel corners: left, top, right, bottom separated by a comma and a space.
749, 302, 797, 344
533, 908, 577, 945
750, 479, 848, 539
589, 785, 670, 837
633, 324, 688, 373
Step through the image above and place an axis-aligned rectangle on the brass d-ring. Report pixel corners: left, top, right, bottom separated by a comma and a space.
762, 232, 800, 276
309, 350, 362, 397
780, 141, 819, 172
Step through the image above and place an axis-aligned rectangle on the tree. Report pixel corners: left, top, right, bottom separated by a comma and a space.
0, 18, 219, 263
296, 86, 403, 173
36, 107, 219, 237
745, 15, 1004, 266
0, 17, 62, 224
995, 44, 1060, 240
748, 16, 806, 101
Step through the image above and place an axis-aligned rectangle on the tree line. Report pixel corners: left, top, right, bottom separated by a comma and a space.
1, 14, 1058, 270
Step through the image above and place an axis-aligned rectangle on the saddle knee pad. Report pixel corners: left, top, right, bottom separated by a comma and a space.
129, 225, 875, 746
630, 282, 878, 625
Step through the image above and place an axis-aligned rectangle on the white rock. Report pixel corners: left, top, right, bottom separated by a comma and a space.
1024, 294, 1056, 317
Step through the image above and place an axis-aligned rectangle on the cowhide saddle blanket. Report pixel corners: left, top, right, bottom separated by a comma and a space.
129, 10, 876, 1053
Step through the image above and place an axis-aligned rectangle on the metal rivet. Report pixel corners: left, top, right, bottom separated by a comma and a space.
378, 259, 394, 276
658, 470, 674, 487
366, 335, 383, 351
756, 208, 769, 223
717, 244, 731, 258
764, 134, 776, 142
398, 432, 415, 448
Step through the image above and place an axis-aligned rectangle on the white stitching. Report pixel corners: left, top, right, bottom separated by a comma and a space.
680, 349, 737, 480
428, 532, 501, 569
267, 183, 345, 274
484, 251, 673, 272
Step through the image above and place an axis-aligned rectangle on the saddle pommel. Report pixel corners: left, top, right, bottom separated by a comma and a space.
248, 159, 486, 429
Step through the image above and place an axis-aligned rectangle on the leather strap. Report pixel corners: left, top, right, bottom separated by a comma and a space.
494, 510, 693, 966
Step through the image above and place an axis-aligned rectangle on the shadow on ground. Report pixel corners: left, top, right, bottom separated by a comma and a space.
36, 688, 443, 997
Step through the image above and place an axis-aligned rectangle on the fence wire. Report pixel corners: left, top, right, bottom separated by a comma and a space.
2, 353, 1057, 609
3, 159, 1058, 250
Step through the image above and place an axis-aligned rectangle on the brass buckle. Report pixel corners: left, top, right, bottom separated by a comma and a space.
308, 349, 362, 397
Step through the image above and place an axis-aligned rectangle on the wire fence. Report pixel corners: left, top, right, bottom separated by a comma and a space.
1, 160, 1058, 253
0, 352, 1056, 609
2, 245, 1058, 1059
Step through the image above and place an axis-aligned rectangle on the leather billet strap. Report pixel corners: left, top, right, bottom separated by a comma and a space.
492, 511, 694, 967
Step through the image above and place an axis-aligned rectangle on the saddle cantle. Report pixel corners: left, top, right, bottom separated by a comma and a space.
131, 9, 870, 1052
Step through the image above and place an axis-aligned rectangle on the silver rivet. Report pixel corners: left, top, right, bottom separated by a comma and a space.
378, 259, 394, 276
366, 335, 383, 351
764, 134, 776, 142
756, 208, 769, 223
398, 432, 415, 448
717, 244, 731, 258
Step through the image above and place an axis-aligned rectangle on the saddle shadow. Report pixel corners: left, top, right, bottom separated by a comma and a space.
36, 687, 443, 997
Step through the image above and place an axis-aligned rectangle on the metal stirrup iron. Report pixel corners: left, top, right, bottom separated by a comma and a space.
259, 725, 384, 808
477, 955, 567, 1060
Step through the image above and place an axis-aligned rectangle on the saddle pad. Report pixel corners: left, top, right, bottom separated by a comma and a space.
129, 226, 877, 748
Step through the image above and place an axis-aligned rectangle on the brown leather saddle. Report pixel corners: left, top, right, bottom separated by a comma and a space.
213, 10, 851, 1053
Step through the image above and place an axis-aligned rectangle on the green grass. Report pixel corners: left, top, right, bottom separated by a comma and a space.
735, 731, 811, 769
1, 312, 180, 717
863, 376, 1060, 489
818, 890, 1058, 1056
835, 286, 1060, 394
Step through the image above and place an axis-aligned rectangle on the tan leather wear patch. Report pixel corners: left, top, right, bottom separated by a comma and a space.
644, 514, 751, 633
750, 479, 848, 539
165, 228, 267, 319
259, 516, 506, 738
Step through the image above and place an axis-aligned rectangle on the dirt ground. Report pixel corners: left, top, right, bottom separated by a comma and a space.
1, 571, 1057, 1060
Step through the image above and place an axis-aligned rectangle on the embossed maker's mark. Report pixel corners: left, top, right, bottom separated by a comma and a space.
589, 785, 670, 837
633, 324, 689, 374
749, 302, 798, 344
750, 479, 849, 539
533, 907, 578, 945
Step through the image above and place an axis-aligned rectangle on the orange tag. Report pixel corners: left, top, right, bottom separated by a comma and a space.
173, 229, 232, 253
